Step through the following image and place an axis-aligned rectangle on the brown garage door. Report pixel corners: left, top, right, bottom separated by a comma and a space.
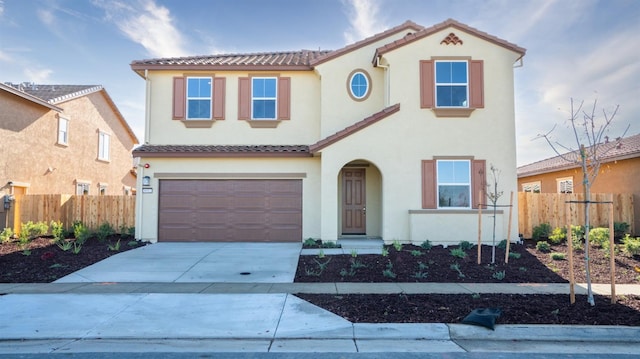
158, 179, 302, 242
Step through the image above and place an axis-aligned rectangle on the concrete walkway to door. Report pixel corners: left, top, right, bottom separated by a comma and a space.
54, 242, 303, 283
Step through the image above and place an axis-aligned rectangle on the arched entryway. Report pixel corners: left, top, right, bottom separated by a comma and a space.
338, 160, 382, 238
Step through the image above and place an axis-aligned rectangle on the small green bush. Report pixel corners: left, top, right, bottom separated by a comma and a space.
458, 241, 473, 250
410, 250, 423, 257
614, 222, 630, 238
73, 221, 91, 245
96, 222, 115, 242
420, 240, 433, 250
509, 252, 521, 259
303, 238, 317, 247
50, 220, 66, 242
497, 239, 507, 250
548, 227, 566, 244
532, 223, 552, 240
492, 270, 506, 280
550, 252, 566, 260
536, 241, 551, 252
19, 221, 49, 242
622, 234, 640, 257
589, 227, 610, 248
0, 227, 13, 243
450, 248, 467, 258
571, 225, 585, 240
392, 239, 403, 251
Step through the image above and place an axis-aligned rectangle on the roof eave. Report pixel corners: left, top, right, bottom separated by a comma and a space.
130, 63, 314, 74
517, 152, 640, 178
0, 83, 63, 111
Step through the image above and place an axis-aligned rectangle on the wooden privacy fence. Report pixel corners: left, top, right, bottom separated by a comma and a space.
518, 192, 634, 239
8, 194, 135, 233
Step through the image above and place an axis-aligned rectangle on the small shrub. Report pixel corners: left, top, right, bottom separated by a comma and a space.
108, 239, 121, 252
497, 239, 507, 250
571, 225, 585, 240
450, 263, 465, 278
127, 241, 139, 247
450, 248, 467, 259
313, 257, 332, 272
72, 241, 83, 254
536, 241, 551, 253
96, 222, 115, 242
589, 227, 609, 248
412, 270, 428, 279
19, 221, 49, 242
73, 221, 91, 244
392, 239, 403, 251
317, 249, 325, 259
50, 220, 66, 242
532, 223, 552, 240
350, 259, 366, 269
303, 238, 317, 247
548, 227, 566, 244
381, 247, 389, 257
410, 250, 423, 257
420, 240, 433, 250
0, 227, 13, 243
550, 252, 566, 260
350, 249, 358, 258
492, 270, 506, 280
509, 252, 521, 259
57, 240, 73, 251
340, 268, 355, 277
382, 261, 396, 278
458, 241, 473, 250
614, 222, 630, 238
622, 234, 640, 257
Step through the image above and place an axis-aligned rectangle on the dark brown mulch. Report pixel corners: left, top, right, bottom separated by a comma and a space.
295, 242, 640, 284
0, 235, 147, 283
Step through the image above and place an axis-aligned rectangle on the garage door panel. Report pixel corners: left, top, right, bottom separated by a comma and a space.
159, 179, 301, 242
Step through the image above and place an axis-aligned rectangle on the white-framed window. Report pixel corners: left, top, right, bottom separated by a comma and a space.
522, 181, 541, 193
57, 117, 69, 145
98, 131, 110, 161
347, 69, 371, 101
437, 160, 471, 208
252, 77, 277, 119
435, 60, 468, 107
557, 177, 573, 194
123, 186, 131, 195
186, 77, 212, 119
76, 182, 90, 195
99, 183, 108, 195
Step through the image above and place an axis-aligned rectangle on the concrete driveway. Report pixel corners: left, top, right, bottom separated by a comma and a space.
55, 242, 303, 283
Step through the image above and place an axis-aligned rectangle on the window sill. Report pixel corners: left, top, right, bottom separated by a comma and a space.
181, 120, 216, 128
97, 158, 111, 164
244, 120, 282, 128
432, 108, 475, 118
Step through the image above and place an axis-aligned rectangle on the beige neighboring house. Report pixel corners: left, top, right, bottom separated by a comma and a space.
131, 19, 526, 245
518, 133, 640, 233
0, 82, 139, 228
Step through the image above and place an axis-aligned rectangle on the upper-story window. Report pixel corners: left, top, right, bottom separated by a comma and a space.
557, 177, 573, 194
347, 69, 371, 101
437, 160, 471, 208
76, 182, 90, 195
57, 117, 69, 145
186, 77, 212, 119
98, 131, 110, 161
252, 77, 277, 119
435, 60, 468, 107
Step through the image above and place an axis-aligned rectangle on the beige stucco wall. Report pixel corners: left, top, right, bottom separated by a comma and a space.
135, 157, 321, 242
0, 90, 137, 200
145, 71, 321, 145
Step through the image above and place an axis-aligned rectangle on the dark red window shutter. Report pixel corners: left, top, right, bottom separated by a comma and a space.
419, 60, 434, 109
469, 60, 484, 109
277, 77, 291, 120
238, 77, 250, 120
421, 160, 436, 209
213, 77, 226, 120
471, 159, 486, 209
172, 77, 185, 120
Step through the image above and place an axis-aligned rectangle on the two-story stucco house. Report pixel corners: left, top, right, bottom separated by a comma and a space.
131, 19, 525, 245
0, 82, 139, 229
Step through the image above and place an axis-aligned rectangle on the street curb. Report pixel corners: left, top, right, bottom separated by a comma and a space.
447, 324, 640, 342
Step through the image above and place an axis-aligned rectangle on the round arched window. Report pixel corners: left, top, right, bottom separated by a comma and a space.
347, 69, 371, 101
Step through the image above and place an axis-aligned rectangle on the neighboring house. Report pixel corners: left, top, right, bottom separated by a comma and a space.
0, 82, 139, 228
131, 18, 525, 244
517, 133, 640, 232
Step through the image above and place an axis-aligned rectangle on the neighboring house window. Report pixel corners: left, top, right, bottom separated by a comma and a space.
98, 132, 110, 161
172, 76, 226, 121
347, 69, 371, 101
522, 182, 541, 193
123, 186, 131, 195
437, 160, 471, 208
557, 177, 573, 194
419, 59, 484, 113
57, 117, 69, 145
76, 182, 90, 195
252, 77, 277, 119
422, 159, 486, 209
435, 60, 468, 107
99, 183, 108, 195
238, 76, 290, 121
186, 77, 212, 119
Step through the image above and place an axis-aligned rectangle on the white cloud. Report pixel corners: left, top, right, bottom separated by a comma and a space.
0, 50, 12, 63
94, 0, 188, 58
37, 8, 55, 26
0, 0, 4, 18
24, 68, 53, 83
342, 0, 387, 44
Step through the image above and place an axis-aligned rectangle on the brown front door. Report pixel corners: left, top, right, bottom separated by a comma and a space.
342, 168, 366, 234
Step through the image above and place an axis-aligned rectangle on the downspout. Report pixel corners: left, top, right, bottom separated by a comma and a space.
376, 56, 390, 107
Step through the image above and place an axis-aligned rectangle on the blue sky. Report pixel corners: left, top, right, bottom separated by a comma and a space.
1, 0, 638, 165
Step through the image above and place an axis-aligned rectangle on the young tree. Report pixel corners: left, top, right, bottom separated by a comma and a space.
486, 164, 503, 264
537, 98, 628, 306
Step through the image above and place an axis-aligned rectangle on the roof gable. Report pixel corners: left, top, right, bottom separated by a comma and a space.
517, 133, 640, 177
4, 83, 103, 104
0, 82, 62, 111
374, 18, 526, 60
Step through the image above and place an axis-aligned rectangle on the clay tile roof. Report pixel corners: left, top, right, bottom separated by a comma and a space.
517, 133, 640, 177
3, 83, 103, 104
132, 144, 311, 158
0, 82, 62, 111
310, 103, 401, 153
374, 18, 526, 60
310, 20, 424, 67
131, 50, 332, 73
